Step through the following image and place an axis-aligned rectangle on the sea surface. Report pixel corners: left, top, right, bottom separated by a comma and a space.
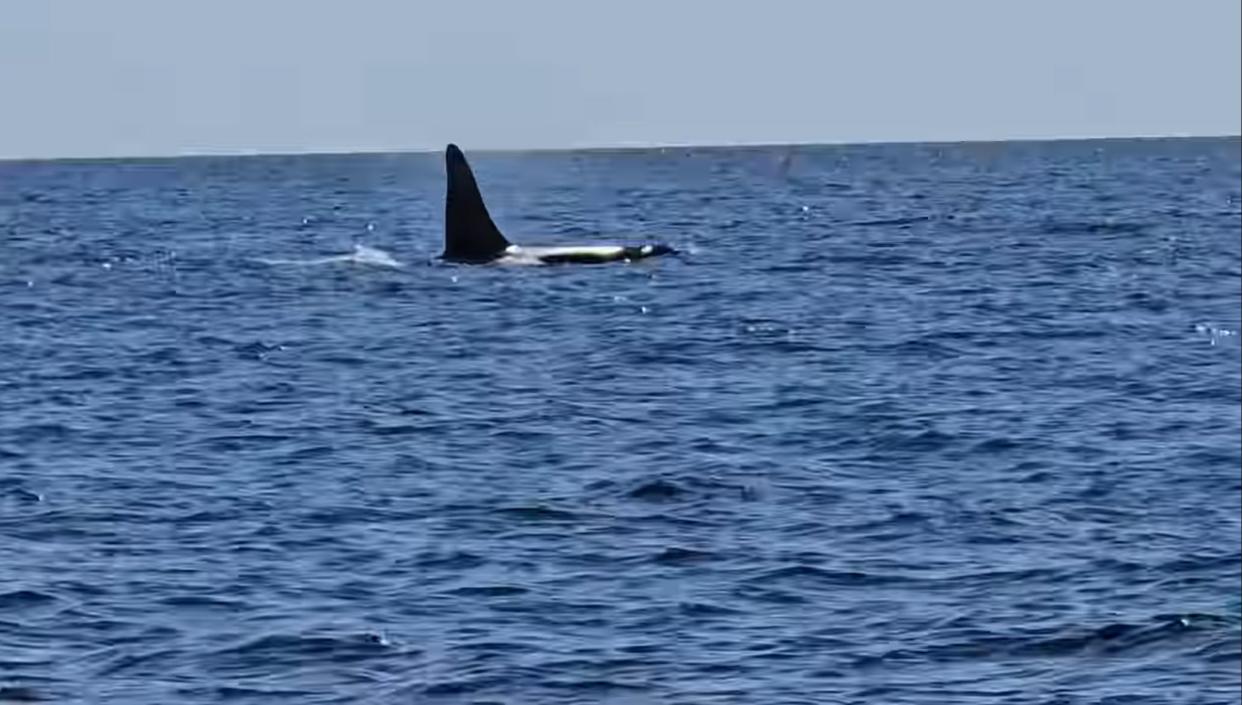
1, 137, 1239, 704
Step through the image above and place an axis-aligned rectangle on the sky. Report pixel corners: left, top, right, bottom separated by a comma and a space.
1, 0, 1238, 159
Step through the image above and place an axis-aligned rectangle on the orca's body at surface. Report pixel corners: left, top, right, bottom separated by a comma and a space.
441, 144, 676, 265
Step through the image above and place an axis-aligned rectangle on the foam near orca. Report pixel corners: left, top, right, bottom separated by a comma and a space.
257, 244, 404, 269
441, 143, 676, 265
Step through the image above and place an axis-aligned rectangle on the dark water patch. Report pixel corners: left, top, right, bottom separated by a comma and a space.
868, 427, 960, 454
0, 487, 44, 505
626, 478, 692, 502
678, 601, 745, 617
0, 591, 57, 612
1039, 219, 1151, 236
445, 585, 530, 597
849, 214, 934, 227
172, 685, 322, 701
967, 436, 1033, 454
357, 420, 425, 437
0, 422, 79, 444
157, 595, 248, 611
540, 677, 648, 693
197, 433, 295, 452
493, 505, 582, 522
208, 632, 399, 672
0, 686, 46, 703
840, 511, 932, 533
410, 550, 489, 570
651, 547, 717, 565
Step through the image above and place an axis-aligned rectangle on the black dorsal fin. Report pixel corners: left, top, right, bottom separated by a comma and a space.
442, 144, 512, 262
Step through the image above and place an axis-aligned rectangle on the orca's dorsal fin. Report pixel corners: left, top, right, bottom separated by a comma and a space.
442, 144, 512, 262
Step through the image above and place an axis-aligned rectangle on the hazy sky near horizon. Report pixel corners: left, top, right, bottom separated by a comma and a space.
1, 0, 1239, 159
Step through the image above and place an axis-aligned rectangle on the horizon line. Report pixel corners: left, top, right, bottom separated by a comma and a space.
1, 131, 1238, 165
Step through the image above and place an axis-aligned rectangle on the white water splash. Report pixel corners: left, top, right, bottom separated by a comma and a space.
1194, 323, 1239, 347
256, 244, 404, 269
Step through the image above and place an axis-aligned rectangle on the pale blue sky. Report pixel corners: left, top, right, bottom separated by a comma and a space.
1, 0, 1238, 159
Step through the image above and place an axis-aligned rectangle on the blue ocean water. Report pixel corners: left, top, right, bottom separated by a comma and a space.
0, 137, 1239, 704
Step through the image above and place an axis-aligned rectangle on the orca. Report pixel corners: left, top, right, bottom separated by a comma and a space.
441, 143, 676, 265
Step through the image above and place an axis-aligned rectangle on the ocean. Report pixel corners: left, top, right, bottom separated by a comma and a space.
1, 137, 1239, 704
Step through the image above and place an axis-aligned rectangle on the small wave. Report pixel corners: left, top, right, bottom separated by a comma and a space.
1, 487, 42, 505
185, 685, 320, 701
747, 564, 911, 587
493, 505, 581, 522
627, 478, 691, 502
540, 677, 648, 692
1015, 614, 1235, 657
868, 428, 959, 454
857, 613, 1238, 667
1, 423, 79, 444
410, 550, 489, 570
198, 433, 293, 452
840, 511, 931, 533
732, 585, 811, 605
849, 215, 934, 227
211, 631, 395, 666
157, 595, 248, 611
93, 648, 184, 678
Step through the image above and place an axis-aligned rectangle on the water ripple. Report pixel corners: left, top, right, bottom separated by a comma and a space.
0, 138, 1237, 703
